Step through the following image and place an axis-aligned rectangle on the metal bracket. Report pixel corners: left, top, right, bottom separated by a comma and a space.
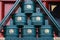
37, 0, 60, 31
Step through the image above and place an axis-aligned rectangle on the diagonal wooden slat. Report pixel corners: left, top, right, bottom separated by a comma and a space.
0, 0, 21, 27
37, 0, 60, 31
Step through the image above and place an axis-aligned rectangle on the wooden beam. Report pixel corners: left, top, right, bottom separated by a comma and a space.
0, 0, 60, 2
42, 0, 60, 2
0, 0, 15, 2
0, 2, 4, 21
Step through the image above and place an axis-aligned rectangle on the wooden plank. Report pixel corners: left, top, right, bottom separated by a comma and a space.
42, 0, 60, 2
0, 37, 60, 40
0, 2, 2, 22
0, 38, 5, 40
0, 0, 60, 2
54, 37, 60, 40
0, 0, 15, 2
0, 2, 4, 22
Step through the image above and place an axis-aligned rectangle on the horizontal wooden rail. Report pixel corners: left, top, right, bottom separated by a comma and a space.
0, 37, 60, 40
0, 0, 60, 2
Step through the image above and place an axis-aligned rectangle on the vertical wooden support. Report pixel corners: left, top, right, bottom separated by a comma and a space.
0, 1, 4, 21
0, 1, 4, 37
43, 1, 49, 10
0, 1, 2, 22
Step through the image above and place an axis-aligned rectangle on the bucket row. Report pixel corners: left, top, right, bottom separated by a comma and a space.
4, 19, 53, 38
12, 8, 44, 25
